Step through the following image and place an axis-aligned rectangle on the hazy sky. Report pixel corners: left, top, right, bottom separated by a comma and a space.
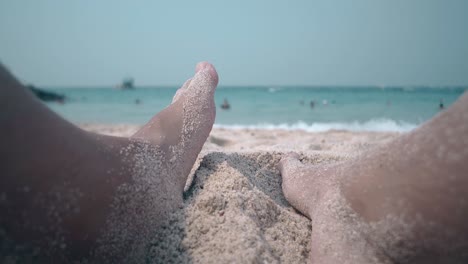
1, 0, 467, 86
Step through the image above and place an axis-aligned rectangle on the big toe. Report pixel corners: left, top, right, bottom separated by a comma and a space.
195, 61, 219, 85
278, 152, 301, 174
172, 62, 218, 103
192, 61, 219, 93
278, 152, 313, 218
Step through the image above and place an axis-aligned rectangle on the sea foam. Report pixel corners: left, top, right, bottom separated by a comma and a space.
214, 118, 418, 132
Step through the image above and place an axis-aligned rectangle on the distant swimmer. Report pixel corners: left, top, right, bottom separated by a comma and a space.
310, 100, 315, 109
221, 98, 230, 110
135, 98, 141, 105
439, 99, 444, 110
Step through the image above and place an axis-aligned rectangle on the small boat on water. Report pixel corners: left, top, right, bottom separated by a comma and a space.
116, 77, 135, 89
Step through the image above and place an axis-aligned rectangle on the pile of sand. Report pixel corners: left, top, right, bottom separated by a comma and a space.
81, 124, 397, 263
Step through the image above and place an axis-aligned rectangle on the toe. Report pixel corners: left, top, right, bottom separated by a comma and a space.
172, 61, 218, 103
172, 62, 218, 105
278, 152, 301, 174
172, 78, 192, 103
196, 61, 218, 81
193, 61, 219, 90
278, 152, 313, 218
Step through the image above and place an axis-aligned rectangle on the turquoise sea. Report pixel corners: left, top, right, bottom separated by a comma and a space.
46, 86, 467, 132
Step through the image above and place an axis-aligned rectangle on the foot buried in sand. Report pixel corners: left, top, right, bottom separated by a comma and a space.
279, 92, 468, 263
0, 62, 218, 262
279, 153, 389, 263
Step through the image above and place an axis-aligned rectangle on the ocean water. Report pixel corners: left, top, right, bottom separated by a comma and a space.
45, 86, 467, 132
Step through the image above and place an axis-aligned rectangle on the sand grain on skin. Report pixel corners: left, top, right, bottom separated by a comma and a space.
81, 124, 398, 263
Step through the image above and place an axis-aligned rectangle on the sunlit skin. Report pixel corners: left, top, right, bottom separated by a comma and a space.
279, 92, 468, 263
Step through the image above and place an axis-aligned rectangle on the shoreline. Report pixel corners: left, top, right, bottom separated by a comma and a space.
80, 122, 402, 137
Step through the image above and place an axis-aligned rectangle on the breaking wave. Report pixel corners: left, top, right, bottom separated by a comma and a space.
214, 119, 419, 132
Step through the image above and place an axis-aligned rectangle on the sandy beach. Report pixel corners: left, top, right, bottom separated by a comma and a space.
80, 124, 399, 263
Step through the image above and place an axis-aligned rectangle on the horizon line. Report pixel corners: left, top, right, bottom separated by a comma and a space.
32, 84, 468, 89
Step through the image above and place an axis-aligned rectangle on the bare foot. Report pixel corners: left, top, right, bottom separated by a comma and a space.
279, 120, 468, 264
279, 153, 392, 263
0, 62, 218, 262
278, 94, 468, 264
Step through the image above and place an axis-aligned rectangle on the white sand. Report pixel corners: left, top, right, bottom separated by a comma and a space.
81, 124, 398, 263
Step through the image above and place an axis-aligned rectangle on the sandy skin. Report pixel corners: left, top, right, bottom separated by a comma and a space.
279, 92, 468, 263
0, 62, 218, 261
2, 59, 468, 263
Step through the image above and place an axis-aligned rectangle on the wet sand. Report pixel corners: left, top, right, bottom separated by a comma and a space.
81, 124, 399, 263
